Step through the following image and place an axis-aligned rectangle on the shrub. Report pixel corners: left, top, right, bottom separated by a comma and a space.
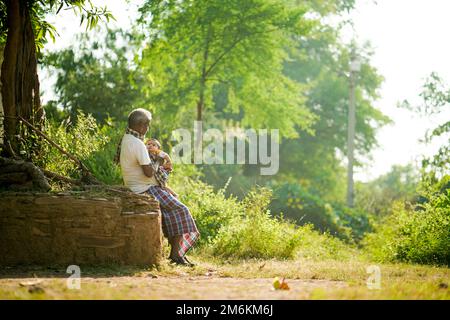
175, 177, 243, 245
363, 175, 450, 266
270, 182, 372, 242
355, 164, 419, 217
208, 187, 303, 259
36, 111, 125, 185
171, 178, 354, 260
37, 111, 109, 179
84, 121, 124, 184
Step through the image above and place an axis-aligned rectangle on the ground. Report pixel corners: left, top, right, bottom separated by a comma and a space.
0, 255, 449, 300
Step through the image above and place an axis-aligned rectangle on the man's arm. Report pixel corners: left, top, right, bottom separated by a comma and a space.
134, 139, 155, 177
141, 164, 155, 178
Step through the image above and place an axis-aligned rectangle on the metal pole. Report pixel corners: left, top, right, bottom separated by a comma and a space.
347, 69, 356, 208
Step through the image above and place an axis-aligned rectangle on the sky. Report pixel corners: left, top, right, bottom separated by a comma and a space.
344, 0, 450, 181
42, 0, 450, 182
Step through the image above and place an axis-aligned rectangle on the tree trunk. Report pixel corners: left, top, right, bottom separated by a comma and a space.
196, 75, 205, 125
0, 156, 50, 191
196, 98, 203, 122
1, 0, 44, 158
196, 25, 210, 123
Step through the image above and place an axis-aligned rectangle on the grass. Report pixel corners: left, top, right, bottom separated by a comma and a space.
0, 253, 448, 300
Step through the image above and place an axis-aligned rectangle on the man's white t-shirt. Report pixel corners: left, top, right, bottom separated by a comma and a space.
120, 134, 158, 193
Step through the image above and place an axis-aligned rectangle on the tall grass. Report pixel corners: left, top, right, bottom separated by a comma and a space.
174, 179, 353, 260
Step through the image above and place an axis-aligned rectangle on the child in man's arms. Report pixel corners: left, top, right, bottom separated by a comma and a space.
145, 138, 178, 198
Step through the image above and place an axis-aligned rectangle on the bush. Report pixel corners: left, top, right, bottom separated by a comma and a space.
175, 178, 243, 245
208, 187, 303, 259
36, 111, 125, 185
270, 182, 372, 242
355, 164, 419, 217
363, 175, 450, 266
84, 122, 124, 184
37, 111, 109, 179
170, 176, 355, 260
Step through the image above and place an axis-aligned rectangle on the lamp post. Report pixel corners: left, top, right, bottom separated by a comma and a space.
347, 55, 361, 208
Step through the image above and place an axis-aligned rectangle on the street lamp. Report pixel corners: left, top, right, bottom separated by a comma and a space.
347, 55, 361, 208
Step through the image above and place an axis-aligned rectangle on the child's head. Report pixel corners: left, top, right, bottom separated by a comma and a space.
146, 138, 161, 154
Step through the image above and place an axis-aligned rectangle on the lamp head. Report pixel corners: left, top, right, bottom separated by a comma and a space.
350, 58, 361, 72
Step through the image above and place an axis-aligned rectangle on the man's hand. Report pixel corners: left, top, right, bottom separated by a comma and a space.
161, 153, 173, 172
141, 164, 155, 178
163, 162, 173, 172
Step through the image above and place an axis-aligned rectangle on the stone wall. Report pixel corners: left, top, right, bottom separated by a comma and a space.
0, 190, 163, 266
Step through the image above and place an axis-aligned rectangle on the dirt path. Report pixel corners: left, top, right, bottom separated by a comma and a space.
0, 275, 348, 299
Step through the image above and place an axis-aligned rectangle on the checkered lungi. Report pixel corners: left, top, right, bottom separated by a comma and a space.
147, 185, 200, 257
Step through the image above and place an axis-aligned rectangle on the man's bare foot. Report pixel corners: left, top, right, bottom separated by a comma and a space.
183, 256, 196, 267
169, 255, 189, 266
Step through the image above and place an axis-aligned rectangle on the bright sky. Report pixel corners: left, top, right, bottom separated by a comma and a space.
43, 0, 450, 182
346, 0, 450, 181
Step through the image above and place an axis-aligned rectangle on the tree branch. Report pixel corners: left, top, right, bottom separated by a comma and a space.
17, 116, 101, 185
42, 168, 82, 186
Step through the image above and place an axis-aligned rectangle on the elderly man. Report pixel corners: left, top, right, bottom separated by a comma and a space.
115, 108, 199, 266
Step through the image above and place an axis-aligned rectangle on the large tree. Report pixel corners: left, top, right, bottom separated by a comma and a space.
0, 0, 112, 159
138, 0, 319, 140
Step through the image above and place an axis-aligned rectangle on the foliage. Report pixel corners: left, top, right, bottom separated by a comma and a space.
36, 1, 390, 214
175, 181, 351, 260
399, 72, 450, 176
207, 187, 303, 259
293, 224, 356, 261
0, 1, 6, 46
207, 186, 353, 260
0, 0, 114, 51
84, 121, 123, 185
42, 29, 144, 123
138, 0, 318, 139
363, 175, 450, 266
0, 0, 114, 161
278, 37, 390, 199
200, 19, 390, 209
36, 111, 109, 179
355, 164, 419, 217
270, 182, 372, 241
365, 73, 450, 266
174, 178, 243, 245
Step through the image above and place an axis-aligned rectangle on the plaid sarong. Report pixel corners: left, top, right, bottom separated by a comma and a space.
114, 127, 167, 187
147, 185, 200, 257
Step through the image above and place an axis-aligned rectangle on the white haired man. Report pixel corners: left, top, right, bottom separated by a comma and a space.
114, 108, 199, 266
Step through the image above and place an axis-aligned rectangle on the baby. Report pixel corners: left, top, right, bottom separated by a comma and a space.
145, 138, 178, 198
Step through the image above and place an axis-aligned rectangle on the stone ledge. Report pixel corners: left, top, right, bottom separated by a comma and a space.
0, 191, 163, 266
